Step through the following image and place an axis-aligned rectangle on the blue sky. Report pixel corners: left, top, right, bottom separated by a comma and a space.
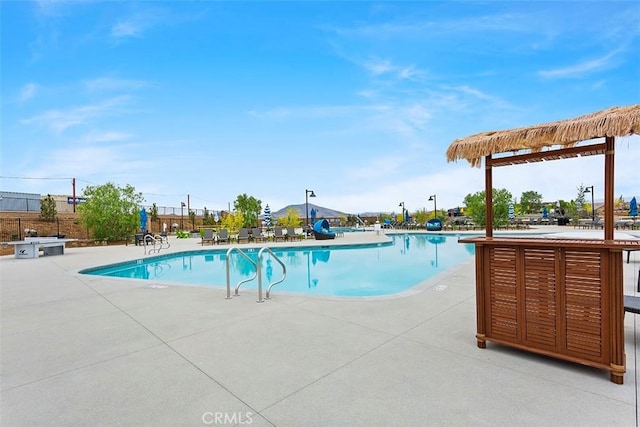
2, 1, 639, 215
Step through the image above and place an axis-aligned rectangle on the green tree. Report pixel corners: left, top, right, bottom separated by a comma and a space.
414, 208, 428, 224
464, 188, 513, 228
276, 208, 301, 227
40, 194, 57, 222
149, 203, 159, 231
202, 207, 217, 226
188, 210, 196, 231
575, 183, 588, 219
233, 193, 262, 227
221, 211, 244, 232
520, 191, 542, 214
78, 183, 144, 241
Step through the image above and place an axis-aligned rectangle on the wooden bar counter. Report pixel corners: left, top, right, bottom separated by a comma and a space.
459, 236, 639, 384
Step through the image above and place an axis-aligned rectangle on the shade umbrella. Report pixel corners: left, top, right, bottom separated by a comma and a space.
263, 204, 271, 229
405, 209, 410, 224
630, 197, 638, 218
508, 203, 515, 222
310, 208, 317, 224
542, 206, 548, 218
139, 208, 148, 231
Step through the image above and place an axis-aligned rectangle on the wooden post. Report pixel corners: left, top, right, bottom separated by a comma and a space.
485, 155, 493, 238
604, 137, 615, 241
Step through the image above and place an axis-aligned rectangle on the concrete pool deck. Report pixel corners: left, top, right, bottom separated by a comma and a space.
1, 227, 638, 426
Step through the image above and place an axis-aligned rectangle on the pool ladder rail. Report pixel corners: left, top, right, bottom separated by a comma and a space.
143, 234, 170, 255
225, 246, 287, 303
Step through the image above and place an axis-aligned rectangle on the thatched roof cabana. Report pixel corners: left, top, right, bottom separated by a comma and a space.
448, 105, 640, 384
446, 104, 640, 239
446, 104, 640, 167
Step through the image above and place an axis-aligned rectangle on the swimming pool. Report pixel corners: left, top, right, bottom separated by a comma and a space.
80, 234, 475, 297
331, 226, 366, 233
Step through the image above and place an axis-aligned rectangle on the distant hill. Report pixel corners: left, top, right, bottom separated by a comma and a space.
271, 203, 347, 219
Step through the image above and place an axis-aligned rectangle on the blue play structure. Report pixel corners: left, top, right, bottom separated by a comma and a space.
426, 218, 443, 231
313, 219, 336, 240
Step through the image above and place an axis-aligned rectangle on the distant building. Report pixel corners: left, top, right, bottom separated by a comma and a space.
0, 191, 41, 212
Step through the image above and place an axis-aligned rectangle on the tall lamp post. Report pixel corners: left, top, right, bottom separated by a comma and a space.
583, 186, 595, 222
305, 189, 316, 236
398, 202, 405, 225
180, 202, 186, 229
429, 194, 437, 219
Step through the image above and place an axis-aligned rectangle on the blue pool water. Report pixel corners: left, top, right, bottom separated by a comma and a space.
331, 226, 366, 233
80, 234, 475, 297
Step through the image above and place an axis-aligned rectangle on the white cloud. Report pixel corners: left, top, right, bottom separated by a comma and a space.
538, 49, 620, 78
346, 155, 407, 181
18, 83, 39, 102
81, 131, 132, 143
21, 96, 131, 133
364, 57, 394, 75
111, 21, 142, 39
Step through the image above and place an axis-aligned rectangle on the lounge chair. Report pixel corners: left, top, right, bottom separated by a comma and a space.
201, 229, 215, 245
426, 218, 443, 231
273, 226, 285, 242
251, 227, 265, 243
217, 229, 229, 244
286, 227, 301, 241
313, 219, 336, 240
237, 228, 250, 243
624, 269, 640, 315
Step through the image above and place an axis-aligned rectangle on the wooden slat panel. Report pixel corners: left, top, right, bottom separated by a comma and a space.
563, 250, 603, 361
523, 248, 557, 349
488, 247, 517, 339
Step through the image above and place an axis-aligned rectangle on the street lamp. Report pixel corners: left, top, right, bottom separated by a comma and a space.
429, 194, 437, 219
398, 202, 405, 225
180, 202, 186, 229
583, 186, 595, 222
305, 189, 316, 235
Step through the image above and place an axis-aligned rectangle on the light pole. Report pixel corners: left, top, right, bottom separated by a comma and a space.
180, 202, 186, 229
305, 189, 316, 236
429, 194, 437, 219
583, 186, 595, 222
398, 202, 405, 225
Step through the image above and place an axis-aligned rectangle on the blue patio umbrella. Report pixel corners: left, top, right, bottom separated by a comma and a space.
263, 204, 271, 229
629, 197, 638, 218
508, 203, 515, 221
405, 209, 410, 224
310, 208, 316, 224
542, 206, 548, 218
139, 208, 148, 231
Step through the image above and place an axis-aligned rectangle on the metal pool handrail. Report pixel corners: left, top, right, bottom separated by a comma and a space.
225, 247, 257, 299
257, 247, 287, 303
144, 234, 170, 255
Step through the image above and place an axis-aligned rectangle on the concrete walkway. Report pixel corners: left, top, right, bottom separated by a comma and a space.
1, 227, 638, 426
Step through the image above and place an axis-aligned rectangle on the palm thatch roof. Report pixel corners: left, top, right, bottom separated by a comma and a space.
446, 104, 640, 167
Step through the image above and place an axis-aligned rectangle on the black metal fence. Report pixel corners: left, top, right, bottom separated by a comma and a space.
0, 218, 91, 241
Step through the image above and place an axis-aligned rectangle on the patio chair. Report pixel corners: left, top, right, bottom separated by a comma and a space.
201, 229, 215, 245
623, 269, 640, 315
237, 228, 250, 243
251, 227, 265, 243
217, 229, 229, 244
286, 227, 301, 241
273, 226, 285, 242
